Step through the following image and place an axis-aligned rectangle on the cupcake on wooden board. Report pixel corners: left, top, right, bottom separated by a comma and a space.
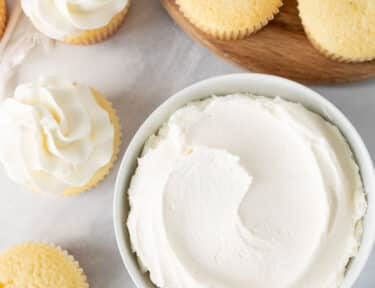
175, 0, 283, 40
0, 0, 6, 39
0, 77, 121, 196
0, 242, 89, 288
298, 0, 375, 62
21, 0, 130, 45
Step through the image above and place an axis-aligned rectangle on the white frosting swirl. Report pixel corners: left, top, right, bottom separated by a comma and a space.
127, 94, 366, 288
0, 77, 114, 194
21, 0, 129, 39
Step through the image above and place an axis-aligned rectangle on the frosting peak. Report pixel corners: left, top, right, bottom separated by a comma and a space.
21, 0, 129, 39
0, 77, 114, 194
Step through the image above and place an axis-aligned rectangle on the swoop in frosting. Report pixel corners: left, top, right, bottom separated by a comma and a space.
127, 94, 366, 288
21, 0, 129, 39
0, 77, 114, 194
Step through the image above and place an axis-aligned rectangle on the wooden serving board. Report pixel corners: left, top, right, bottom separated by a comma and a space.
161, 0, 375, 84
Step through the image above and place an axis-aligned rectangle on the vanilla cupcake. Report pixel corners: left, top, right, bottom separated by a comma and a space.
175, 0, 283, 40
298, 0, 375, 62
21, 0, 130, 45
0, 0, 6, 39
0, 77, 121, 196
0, 242, 89, 288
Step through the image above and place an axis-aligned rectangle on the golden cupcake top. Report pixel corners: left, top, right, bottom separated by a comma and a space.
176, 0, 283, 40
298, 0, 375, 62
0, 242, 89, 288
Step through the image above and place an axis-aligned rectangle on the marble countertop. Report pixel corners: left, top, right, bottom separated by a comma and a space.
0, 0, 374, 287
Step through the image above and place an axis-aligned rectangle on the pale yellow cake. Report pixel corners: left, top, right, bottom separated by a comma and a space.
0, 242, 89, 288
175, 0, 283, 40
298, 0, 375, 62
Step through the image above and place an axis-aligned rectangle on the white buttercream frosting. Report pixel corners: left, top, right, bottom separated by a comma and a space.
127, 94, 366, 288
0, 77, 114, 194
21, 0, 129, 40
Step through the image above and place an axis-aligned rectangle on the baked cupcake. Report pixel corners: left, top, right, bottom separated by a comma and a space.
175, 0, 283, 40
298, 0, 375, 62
21, 0, 130, 45
0, 0, 6, 39
0, 77, 121, 196
0, 242, 89, 288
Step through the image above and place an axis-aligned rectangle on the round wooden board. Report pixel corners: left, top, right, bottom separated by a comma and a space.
161, 0, 375, 84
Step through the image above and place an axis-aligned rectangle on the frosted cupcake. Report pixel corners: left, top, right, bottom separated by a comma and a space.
298, 0, 375, 62
0, 0, 6, 39
0, 242, 89, 288
176, 0, 283, 40
21, 0, 130, 45
0, 77, 121, 196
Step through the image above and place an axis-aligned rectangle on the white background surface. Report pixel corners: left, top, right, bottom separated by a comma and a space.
0, 0, 374, 287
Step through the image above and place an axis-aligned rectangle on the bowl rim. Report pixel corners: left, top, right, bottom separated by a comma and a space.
113, 73, 375, 288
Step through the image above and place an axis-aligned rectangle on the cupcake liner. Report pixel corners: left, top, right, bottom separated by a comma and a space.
0, 242, 89, 288
63, 89, 122, 196
297, 2, 375, 63
0, 0, 7, 39
63, 3, 130, 45
176, 0, 283, 40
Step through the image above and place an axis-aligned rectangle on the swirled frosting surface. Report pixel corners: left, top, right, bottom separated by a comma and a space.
127, 94, 366, 288
21, 0, 129, 39
0, 77, 114, 194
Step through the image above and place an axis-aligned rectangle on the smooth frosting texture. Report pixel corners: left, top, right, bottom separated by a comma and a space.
21, 0, 129, 39
127, 94, 366, 288
0, 77, 114, 194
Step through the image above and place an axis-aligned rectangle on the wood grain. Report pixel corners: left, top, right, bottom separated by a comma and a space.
161, 0, 375, 84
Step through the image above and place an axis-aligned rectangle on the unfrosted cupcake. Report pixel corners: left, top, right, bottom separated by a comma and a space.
298, 0, 375, 62
0, 77, 121, 196
21, 0, 130, 45
0, 242, 89, 288
176, 0, 283, 40
0, 0, 6, 39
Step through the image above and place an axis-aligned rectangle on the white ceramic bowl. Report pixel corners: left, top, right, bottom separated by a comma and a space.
114, 73, 375, 288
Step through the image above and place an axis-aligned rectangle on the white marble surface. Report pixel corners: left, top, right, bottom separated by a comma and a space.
0, 0, 374, 287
